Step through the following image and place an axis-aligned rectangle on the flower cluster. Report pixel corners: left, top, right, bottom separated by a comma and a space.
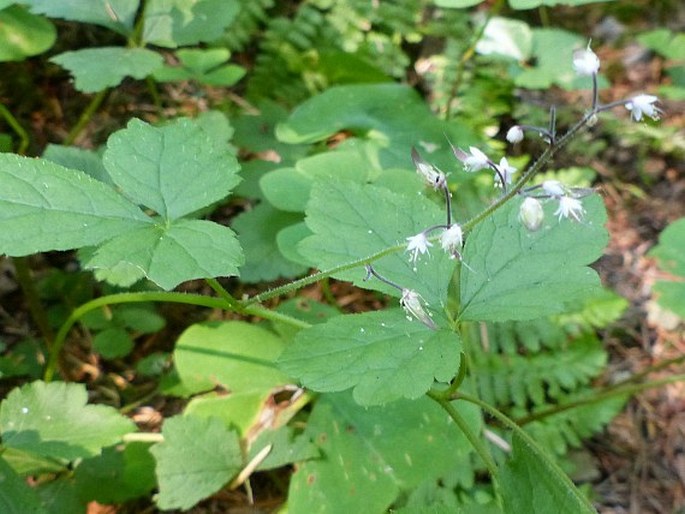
365, 40, 662, 330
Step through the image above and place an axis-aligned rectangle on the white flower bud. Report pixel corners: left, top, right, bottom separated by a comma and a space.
400, 289, 437, 330
542, 180, 566, 197
411, 148, 447, 190
506, 126, 524, 144
573, 43, 600, 76
519, 197, 544, 231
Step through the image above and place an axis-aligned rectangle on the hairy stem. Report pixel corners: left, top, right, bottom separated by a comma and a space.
0, 102, 30, 154
64, 89, 109, 146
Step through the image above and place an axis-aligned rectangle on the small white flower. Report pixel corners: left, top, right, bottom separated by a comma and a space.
554, 196, 585, 222
519, 197, 544, 231
625, 94, 661, 122
494, 157, 517, 188
440, 224, 463, 256
542, 180, 566, 197
506, 126, 524, 144
453, 146, 490, 172
400, 289, 437, 330
405, 232, 432, 264
411, 148, 447, 189
573, 43, 600, 76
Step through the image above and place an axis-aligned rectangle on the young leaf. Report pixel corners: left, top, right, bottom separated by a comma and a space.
0, 154, 151, 256
299, 180, 457, 306
288, 392, 478, 513
103, 118, 240, 220
460, 195, 608, 322
150, 415, 242, 510
50, 47, 163, 93
499, 433, 595, 514
0, 381, 135, 461
278, 310, 461, 406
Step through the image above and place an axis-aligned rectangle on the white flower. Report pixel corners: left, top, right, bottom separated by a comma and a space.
405, 232, 432, 264
625, 94, 661, 122
400, 289, 437, 330
440, 224, 463, 256
573, 43, 600, 76
554, 196, 585, 222
519, 197, 544, 231
453, 146, 490, 172
494, 157, 517, 188
542, 180, 566, 197
506, 126, 524, 144
411, 148, 447, 189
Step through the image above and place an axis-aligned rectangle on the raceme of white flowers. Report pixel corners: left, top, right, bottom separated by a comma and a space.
368, 41, 662, 329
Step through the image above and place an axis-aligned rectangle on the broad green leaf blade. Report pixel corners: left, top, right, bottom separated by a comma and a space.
0, 154, 150, 256
649, 217, 685, 317
150, 415, 242, 511
278, 310, 461, 406
103, 118, 240, 220
0, 6, 55, 62
50, 47, 163, 93
42, 144, 112, 185
142, 0, 239, 47
0, 381, 135, 461
233, 203, 308, 283
174, 321, 291, 393
288, 392, 478, 514
84, 219, 244, 290
74, 442, 156, 503
500, 433, 595, 514
276, 83, 475, 169
460, 195, 608, 322
0, 457, 46, 514
23, 0, 138, 32
1, 447, 65, 476
509, 0, 608, 8
475, 17, 532, 61
36, 478, 83, 514
299, 180, 457, 306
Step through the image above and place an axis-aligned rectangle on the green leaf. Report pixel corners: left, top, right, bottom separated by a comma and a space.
92, 327, 133, 359
22, 0, 138, 33
0, 154, 150, 257
74, 443, 156, 503
499, 433, 595, 514
0, 457, 46, 514
475, 17, 532, 61
233, 203, 308, 283
288, 392, 478, 513
42, 144, 111, 185
37, 478, 83, 514
142, 0, 240, 47
276, 83, 475, 169
434, 0, 483, 6
0, 381, 135, 461
83, 219, 244, 290
278, 310, 461, 406
1, 447, 65, 476
649, 217, 685, 317
460, 195, 608, 322
509, 0, 609, 8
150, 415, 242, 510
153, 48, 245, 86
0, 6, 55, 62
299, 180, 457, 306
104, 118, 240, 220
271, 297, 340, 341
50, 47, 163, 93
174, 321, 291, 394
638, 29, 685, 61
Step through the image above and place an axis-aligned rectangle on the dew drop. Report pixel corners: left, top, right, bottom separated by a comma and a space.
21, 407, 29, 414
359, 328, 365, 334
418, 346, 424, 351
367, 230, 373, 234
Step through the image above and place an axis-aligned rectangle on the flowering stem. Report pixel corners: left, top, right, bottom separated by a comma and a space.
364, 264, 403, 292
591, 72, 599, 111
548, 106, 557, 145
443, 184, 453, 226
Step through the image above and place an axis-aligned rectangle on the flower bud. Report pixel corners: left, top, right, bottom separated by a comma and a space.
400, 289, 437, 330
440, 224, 463, 257
506, 126, 524, 144
573, 43, 600, 76
519, 197, 544, 231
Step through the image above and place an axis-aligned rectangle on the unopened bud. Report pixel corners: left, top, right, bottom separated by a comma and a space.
519, 197, 544, 231
506, 126, 524, 144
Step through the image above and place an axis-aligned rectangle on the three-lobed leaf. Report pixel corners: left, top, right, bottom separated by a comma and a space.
0, 381, 135, 462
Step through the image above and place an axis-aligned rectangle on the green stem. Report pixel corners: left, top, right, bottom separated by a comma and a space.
0, 103, 30, 154
145, 76, 163, 112
64, 90, 109, 146
13, 257, 54, 346
44, 291, 230, 382
205, 278, 242, 311
455, 392, 595, 512
426, 390, 501, 501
